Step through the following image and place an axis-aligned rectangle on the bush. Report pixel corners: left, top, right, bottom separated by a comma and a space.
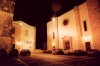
74, 49, 87, 56
8, 49, 19, 58
0, 49, 7, 58
87, 49, 100, 57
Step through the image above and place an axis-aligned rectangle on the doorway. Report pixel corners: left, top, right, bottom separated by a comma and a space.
64, 40, 70, 50
85, 42, 91, 51
63, 36, 72, 50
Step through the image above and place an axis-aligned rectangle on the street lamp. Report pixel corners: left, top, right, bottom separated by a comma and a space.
52, 41, 55, 50
83, 35, 91, 42
52, 17, 56, 21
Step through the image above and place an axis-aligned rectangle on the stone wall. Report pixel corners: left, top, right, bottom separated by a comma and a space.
0, 0, 15, 49
86, 0, 100, 49
0, 0, 15, 13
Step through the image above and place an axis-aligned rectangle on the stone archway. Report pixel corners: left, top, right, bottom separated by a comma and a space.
62, 36, 72, 50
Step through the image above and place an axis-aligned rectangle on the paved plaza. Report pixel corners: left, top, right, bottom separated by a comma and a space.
0, 53, 100, 66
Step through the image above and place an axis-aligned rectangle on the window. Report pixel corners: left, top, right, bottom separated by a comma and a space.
85, 42, 91, 51
83, 21, 87, 31
12, 27, 15, 34
63, 19, 69, 26
53, 32, 55, 39
25, 30, 28, 36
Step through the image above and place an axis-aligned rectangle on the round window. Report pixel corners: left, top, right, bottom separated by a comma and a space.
63, 19, 69, 26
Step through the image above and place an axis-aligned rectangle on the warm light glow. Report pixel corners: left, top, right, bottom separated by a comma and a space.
83, 35, 91, 42
20, 23, 22, 25
13, 21, 36, 52
52, 41, 56, 47
16, 41, 22, 45
52, 17, 56, 21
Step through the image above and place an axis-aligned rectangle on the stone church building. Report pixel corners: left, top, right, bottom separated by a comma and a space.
47, 0, 100, 51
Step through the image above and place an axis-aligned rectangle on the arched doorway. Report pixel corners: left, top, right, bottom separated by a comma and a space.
63, 36, 72, 50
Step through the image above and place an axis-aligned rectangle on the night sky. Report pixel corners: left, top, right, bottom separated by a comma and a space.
13, 0, 86, 49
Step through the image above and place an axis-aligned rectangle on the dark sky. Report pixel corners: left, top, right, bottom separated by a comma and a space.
13, 0, 86, 49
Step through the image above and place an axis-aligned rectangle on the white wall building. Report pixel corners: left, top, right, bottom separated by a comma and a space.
47, 0, 100, 51
12, 21, 36, 52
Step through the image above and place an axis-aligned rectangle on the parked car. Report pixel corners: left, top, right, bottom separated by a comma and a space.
8, 49, 19, 58
52, 49, 64, 55
74, 49, 87, 56
63, 50, 74, 55
68, 50, 74, 55
63, 50, 69, 55
0, 49, 7, 58
20, 49, 31, 56
87, 49, 100, 57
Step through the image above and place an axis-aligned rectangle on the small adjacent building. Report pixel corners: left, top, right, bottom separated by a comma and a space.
47, 0, 100, 51
12, 21, 36, 52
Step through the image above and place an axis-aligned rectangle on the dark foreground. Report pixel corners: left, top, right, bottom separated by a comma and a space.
0, 53, 100, 66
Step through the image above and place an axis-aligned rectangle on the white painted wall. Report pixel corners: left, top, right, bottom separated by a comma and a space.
78, 2, 93, 50
58, 9, 79, 50
12, 21, 36, 52
47, 9, 79, 50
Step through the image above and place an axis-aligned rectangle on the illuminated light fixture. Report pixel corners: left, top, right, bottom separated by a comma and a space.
52, 17, 56, 21
83, 35, 91, 42
52, 41, 56, 47
20, 23, 22, 25
52, 41, 56, 50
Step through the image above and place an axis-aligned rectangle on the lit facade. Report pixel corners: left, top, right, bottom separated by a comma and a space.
47, 0, 100, 51
0, 0, 15, 50
12, 21, 36, 52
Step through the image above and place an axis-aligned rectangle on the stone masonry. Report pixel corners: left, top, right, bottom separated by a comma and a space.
86, 0, 100, 49
0, 0, 15, 49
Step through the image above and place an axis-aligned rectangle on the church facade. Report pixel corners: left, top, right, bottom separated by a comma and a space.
47, 0, 100, 51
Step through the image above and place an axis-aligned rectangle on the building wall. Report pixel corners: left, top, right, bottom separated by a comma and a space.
86, 0, 100, 50
58, 9, 79, 50
12, 21, 36, 52
77, 2, 93, 50
21, 23, 36, 52
12, 23, 21, 42
0, 0, 15, 50
47, 0, 100, 50
0, 11, 13, 49
47, 21, 52, 50
47, 9, 79, 50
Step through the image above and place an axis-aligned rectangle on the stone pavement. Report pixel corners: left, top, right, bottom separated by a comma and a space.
0, 57, 25, 66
